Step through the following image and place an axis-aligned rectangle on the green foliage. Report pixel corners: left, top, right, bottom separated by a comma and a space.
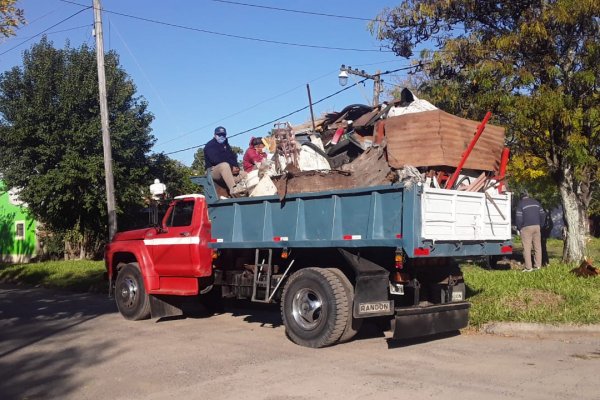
0, 38, 155, 246
0, 0, 24, 38
191, 148, 206, 176
231, 146, 243, 156
148, 153, 198, 197
373, 0, 600, 259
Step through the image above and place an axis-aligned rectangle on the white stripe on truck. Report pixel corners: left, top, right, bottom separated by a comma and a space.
143, 237, 200, 246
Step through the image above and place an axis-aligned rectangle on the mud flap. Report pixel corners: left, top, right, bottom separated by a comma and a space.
338, 249, 394, 318
149, 295, 184, 319
391, 302, 470, 340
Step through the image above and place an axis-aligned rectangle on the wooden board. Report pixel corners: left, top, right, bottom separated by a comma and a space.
385, 110, 505, 171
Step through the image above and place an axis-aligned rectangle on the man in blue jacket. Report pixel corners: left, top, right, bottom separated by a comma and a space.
204, 126, 245, 196
515, 191, 546, 271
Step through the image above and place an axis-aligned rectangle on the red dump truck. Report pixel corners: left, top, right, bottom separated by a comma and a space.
105, 171, 512, 348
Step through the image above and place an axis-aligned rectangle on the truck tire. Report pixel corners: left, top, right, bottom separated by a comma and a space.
329, 268, 363, 343
115, 263, 151, 320
281, 268, 349, 348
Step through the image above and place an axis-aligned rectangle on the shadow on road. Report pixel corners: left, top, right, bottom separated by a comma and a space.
0, 284, 117, 399
386, 330, 461, 349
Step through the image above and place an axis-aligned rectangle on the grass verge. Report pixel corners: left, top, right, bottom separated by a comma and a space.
463, 261, 600, 326
0, 260, 106, 293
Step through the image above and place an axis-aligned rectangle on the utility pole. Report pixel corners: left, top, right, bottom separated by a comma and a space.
338, 65, 383, 107
93, 0, 117, 241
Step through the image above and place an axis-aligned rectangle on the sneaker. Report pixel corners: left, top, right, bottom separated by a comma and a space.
230, 183, 248, 197
533, 266, 541, 270
522, 268, 534, 272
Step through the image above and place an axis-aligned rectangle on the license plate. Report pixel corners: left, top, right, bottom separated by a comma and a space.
452, 291, 464, 301
358, 301, 391, 314
389, 283, 404, 295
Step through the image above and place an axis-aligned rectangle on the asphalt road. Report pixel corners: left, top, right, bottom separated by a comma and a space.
1, 283, 599, 400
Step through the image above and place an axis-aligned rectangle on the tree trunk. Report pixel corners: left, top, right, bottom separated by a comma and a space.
79, 230, 90, 260
558, 169, 588, 263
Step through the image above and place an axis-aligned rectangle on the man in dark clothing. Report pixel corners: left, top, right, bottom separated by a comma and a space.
515, 191, 546, 271
204, 126, 244, 195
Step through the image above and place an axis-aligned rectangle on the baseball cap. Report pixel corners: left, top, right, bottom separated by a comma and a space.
214, 126, 227, 136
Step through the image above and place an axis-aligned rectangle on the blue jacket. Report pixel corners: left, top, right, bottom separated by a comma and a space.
515, 197, 546, 230
204, 138, 238, 169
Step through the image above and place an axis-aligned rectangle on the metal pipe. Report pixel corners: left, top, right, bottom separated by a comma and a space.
497, 147, 510, 193
306, 84, 316, 133
268, 259, 295, 302
445, 111, 492, 189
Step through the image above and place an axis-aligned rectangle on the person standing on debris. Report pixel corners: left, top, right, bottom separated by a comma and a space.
243, 137, 268, 173
205, 126, 245, 196
516, 191, 546, 272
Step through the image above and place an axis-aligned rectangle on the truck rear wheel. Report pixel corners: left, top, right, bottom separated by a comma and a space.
281, 268, 349, 348
329, 268, 363, 343
115, 263, 151, 320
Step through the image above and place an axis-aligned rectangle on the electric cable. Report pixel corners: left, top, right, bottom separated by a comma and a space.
155, 68, 340, 148
59, 0, 390, 53
163, 63, 424, 156
14, 24, 90, 41
210, 0, 380, 22
164, 78, 367, 155
0, 6, 91, 56
155, 63, 414, 148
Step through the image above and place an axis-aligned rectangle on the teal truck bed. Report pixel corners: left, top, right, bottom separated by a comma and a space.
195, 174, 512, 258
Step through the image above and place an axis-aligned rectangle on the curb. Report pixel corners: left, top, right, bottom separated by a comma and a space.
482, 322, 600, 339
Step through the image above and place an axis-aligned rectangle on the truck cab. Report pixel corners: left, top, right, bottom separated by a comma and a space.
105, 195, 213, 319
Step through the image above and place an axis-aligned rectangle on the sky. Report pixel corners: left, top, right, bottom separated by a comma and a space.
0, 0, 417, 167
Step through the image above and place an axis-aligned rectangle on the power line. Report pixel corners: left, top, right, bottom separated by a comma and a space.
164, 64, 422, 156
210, 0, 379, 22
16, 24, 90, 41
164, 79, 367, 155
0, 7, 91, 56
60, 0, 390, 53
155, 69, 340, 148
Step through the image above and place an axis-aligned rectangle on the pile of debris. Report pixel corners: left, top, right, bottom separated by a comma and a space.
228, 88, 508, 199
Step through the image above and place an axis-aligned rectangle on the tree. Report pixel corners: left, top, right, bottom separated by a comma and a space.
372, 0, 600, 262
0, 38, 155, 258
191, 148, 206, 176
0, 0, 24, 39
148, 153, 198, 198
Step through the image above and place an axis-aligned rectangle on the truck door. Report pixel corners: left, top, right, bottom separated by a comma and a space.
151, 198, 197, 276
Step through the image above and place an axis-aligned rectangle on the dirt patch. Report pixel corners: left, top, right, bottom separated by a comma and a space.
506, 289, 565, 313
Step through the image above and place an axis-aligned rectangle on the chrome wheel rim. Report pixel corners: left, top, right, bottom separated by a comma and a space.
292, 288, 323, 330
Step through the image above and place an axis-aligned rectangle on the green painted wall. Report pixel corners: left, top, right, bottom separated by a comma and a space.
0, 180, 37, 261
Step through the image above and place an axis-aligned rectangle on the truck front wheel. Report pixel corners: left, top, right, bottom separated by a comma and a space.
281, 268, 349, 348
115, 263, 151, 320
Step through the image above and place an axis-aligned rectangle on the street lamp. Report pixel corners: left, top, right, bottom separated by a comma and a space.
338, 64, 383, 107
338, 69, 349, 86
